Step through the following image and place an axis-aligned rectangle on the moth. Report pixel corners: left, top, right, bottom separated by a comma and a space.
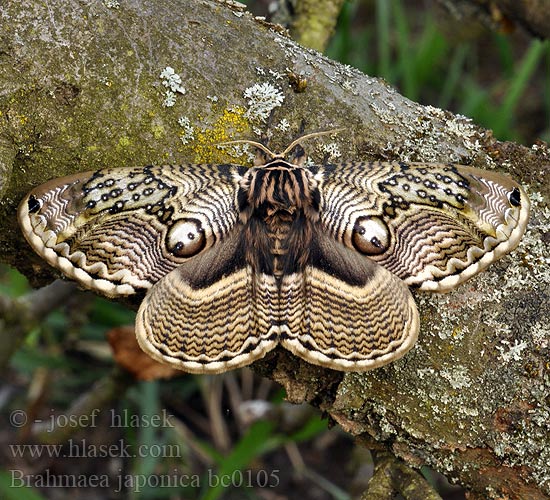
18, 133, 530, 374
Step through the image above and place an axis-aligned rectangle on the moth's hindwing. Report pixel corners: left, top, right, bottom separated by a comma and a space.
281, 231, 419, 370
135, 231, 279, 374
17, 165, 243, 297
316, 161, 529, 291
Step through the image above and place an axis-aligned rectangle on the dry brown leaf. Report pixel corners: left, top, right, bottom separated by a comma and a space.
107, 326, 181, 381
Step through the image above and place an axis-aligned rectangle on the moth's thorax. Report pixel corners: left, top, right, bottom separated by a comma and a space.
241, 160, 318, 279
245, 160, 316, 210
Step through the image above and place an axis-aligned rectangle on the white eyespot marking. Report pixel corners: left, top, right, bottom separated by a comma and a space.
166, 218, 206, 257
352, 216, 390, 255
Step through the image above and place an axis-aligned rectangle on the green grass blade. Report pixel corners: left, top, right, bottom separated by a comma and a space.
392, 0, 414, 98
494, 32, 514, 77
438, 44, 469, 109
199, 420, 281, 500
0, 470, 47, 500
127, 381, 166, 500
493, 39, 548, 138
288, 414, 328, 442
376, 0, 391, 79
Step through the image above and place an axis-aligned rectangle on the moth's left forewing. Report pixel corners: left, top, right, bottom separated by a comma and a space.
315, 161, 529, 293
421, 164, 530, 291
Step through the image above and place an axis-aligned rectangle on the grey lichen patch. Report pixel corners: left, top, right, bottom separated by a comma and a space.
440, 366, 472, 390
275, 118, 291, 132
318, 142, 341, 161
442, 112, 486, 161
322, 60, 366, 95
243, 82, 285, 123
378, 104, 485, 164
269, 28, 369, 101
177, 116, 195, 145
254, 66, 285, 81
103, 0, 120, 8
337, 359, 486, 447
214, 0, 247, 12
159, 67, 186, 108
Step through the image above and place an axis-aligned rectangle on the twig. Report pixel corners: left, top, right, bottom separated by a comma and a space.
0, 280, 76, 372
31, 367, 134, 444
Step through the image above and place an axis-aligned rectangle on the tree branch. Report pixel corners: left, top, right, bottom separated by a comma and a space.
0, 280, 76, 372
438, 0, 550, 39
1, 0, 549, 498
290, 0, 346, 51
362, 451, 443, 500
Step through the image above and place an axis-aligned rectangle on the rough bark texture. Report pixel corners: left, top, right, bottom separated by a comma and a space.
1, 0, 549, 498
439, 0, 550, 38
290, 0, 346, 51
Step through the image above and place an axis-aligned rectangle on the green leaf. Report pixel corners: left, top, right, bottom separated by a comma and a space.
0, 470, 47, 500
493, 40, 549, 139
199, 420, 281, 500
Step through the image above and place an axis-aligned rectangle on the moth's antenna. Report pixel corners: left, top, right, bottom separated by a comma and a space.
281, 128, 345, 156
219, 140, 277, 159
219, 128, 344, 160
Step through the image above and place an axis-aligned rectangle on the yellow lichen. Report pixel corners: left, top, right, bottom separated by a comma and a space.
117, 135, 131, 149
151, 124, 165, 139
187, 106, 251, 164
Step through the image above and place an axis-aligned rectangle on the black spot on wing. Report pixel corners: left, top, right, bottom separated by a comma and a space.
509, 187, 521, 207
28, 195, 40, 213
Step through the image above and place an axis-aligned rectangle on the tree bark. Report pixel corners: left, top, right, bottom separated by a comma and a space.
1, 0, 549, 498
290, 0, 346, 51
438, 0, 550, 39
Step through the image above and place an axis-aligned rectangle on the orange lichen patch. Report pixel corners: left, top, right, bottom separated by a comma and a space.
107, 326, 180, 381
460, 448, 540, 500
